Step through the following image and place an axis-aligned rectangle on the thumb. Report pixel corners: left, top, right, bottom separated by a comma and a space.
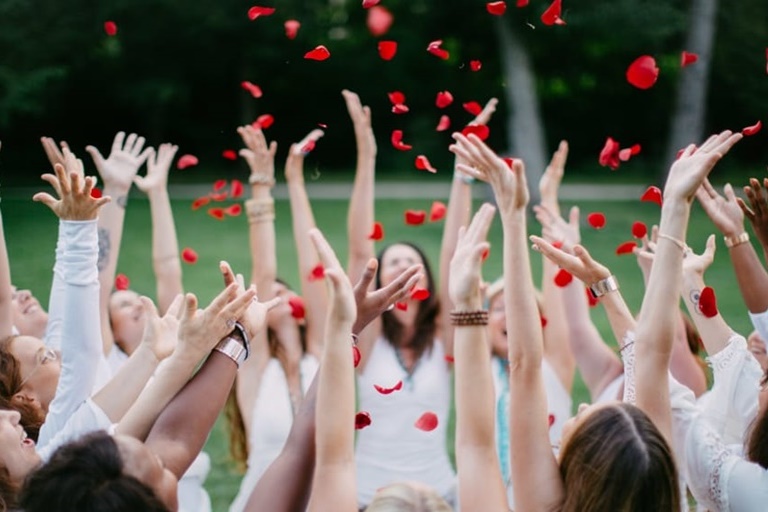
723, 183, 738, 202
704, 234, 717, 257
182, 293, 198, 321
140, 296, 159, 320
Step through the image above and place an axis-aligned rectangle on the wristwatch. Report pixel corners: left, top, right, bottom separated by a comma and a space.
588, 275, 620, 299
214, 321, 250, 367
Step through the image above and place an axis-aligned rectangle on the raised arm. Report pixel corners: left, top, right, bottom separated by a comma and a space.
133, 143, 183, 315
450, 133, 563, 511
285, 129, 328, 358
0, 169, 12, 338
306, 229, 358, 512
85, 132, 152, 356
449, 204, 508, 511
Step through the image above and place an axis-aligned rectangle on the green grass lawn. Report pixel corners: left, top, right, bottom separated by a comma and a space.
1, 192, 756, 510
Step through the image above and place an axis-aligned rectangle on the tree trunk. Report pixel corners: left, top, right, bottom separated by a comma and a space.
664, 0, 719, 175
495, 18, 547, 205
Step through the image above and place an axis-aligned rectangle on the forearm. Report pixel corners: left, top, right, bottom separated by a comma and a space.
454, 320, 495, 449
599, 285, 637, 345
346, 152, 375, 283
540, 257, 574, 375
0, 211, 12, 338
93, 344, 160, 423
247, 184, 277, 290
681, 272, 733, 355
147, 188, 183, 315
727, 241, 768, 313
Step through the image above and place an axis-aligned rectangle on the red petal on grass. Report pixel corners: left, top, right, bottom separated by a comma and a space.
374, 380, 403, 395
241, 81, 263, 98
115, 273, 130, 291
640, 186, 663, 206
414, 412, 439, 431
481, 247, 490, 261
626, 55, 659, 90
208, 207, 225, 220
444, 354, 455, 363
392, 104, 410, 114
362, 0, 380, 7
486, 1, 507, 15
304, 45, 331, 61
415, 155, 437, 173
391, 130, 412, 151
436, 115, 451, 131
405, 210, 427, 225
461, 124, 490, 141
585, 287, 599, 307
435, 91, 454, 108
598, 137, 621, 170
540, 315, 548, 328
222, 149, 237, 160
177, 154, 199, 170
378, 41, 397, 60
284, 20, 300, 40
517, 0, 529, 6
368, 222, 384, 241
230, 179, 244, 198
90, 187, 102, 199
308, 264, 325, 281
743, 120, 762, 136
288, 296, 306, 319
411, 288, 430, 301
463, 101, 483, 116
192, 196, 210, 210
213, 179, 227, 191
355, 411, 372, 429
353, 345, 361, 367
470, 60, 482, 71
104, 21, 118, 36
541, 0, 566, 25
430, 201, 447, 222
615, 241, 637, 255
587, 212, 606, 229
182, 248, 198, 264
554, 268, 573, 287
681, 51, 698, 67
367, 6, 393, 37
254, 114, 275, 129
427, 40, 450, 60
395, 302, 408, 311
248, 6, 275, 20
225, 204, 242, 217
698, 286, 718, 318
388, 91, 405, 105
631, 221, 647, 238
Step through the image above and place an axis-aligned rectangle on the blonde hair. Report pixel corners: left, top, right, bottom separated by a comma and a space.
366, 483, 451, 512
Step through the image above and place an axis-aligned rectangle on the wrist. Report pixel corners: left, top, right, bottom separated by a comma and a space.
145, 188, 169, 201
453, 297, 483, 311
135, 342, 163, 366
103, 183, 131, 195
724, 231, 749, 248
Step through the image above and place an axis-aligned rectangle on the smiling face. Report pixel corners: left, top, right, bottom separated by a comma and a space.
378, 244, 428, 290
10, 286, 48, 339
266, 281, 301, 329
115, 435, 179, 511
0, 409, 41, 486
109, 290, 146, 355
8, 336, 61, 414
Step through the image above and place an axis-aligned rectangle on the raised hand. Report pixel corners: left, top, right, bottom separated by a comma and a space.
139, 294, 182, 361
695, 179, 745, 238
538, 140, 569, 212
738, 178, 768, 250
285, 129, 325, 182
86, 132, 153, 191
309, 229, 357, 325
33, 148, 110, 220
134, 143, 179, 194
219, 261, 281, 340
530, 236, 611, 286
533, 202, 580, 252
40, 137, 73, 173
238, 124, 277, 183
468, 98, 499, 127
682, 234, 716, 277
342, 90, 376, 156
449, 204, 495, 309
633, 224, 659, 282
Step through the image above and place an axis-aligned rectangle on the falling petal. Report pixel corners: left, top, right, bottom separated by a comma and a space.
415, 155, 437, 173
435, 91, 454, 108
115, 273, 130, 291
355, 411, 372, 430
427, 40, 450, 60
208, 208, 225, 220
378, 41, 397, 60
369, 222, 384, 241
222, 150, 237, 161
304, 45, 331, 61
681, 51, 698, 67
463, 101, 483, 116
241, 81, 263, 98
104, 21, 118, 36
411, 288, 430, 301
392, 104, 410, 114
225, 204, 242, 216
391, 130, 413, 151
177, 154, 199, 170
404, 210, 427, 225
430, 201, 447, 222
230, 180, 244, 198
615, 241, 637, 255
254, 114, 275, 129
640, 186, 663, 206
698, 287, 718, 318
626, 55, 660, 90
541, 0, 566, 25
248, 6, 276, 21
362, 0, 380, 7
486, 1, 507, 15
288, 296, 306, 319
598, 137, 621, 170
353, 345, 361, 367
192, 196, 211, 210
284, 20, 300, 40
631, 221, 647, 238
554, 268, 573, 287
367, 6, 393, 37
743, 120, 762, 136
436, 115, 451, 131
388, 91, 405, 105
90, 187, 102, 199
470, 60, 482, 71
461, 124, 490, 141
586, 212, 606, 229
182, 248, 198, 264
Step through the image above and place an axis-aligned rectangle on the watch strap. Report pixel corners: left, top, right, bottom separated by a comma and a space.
214, 336, 247, 367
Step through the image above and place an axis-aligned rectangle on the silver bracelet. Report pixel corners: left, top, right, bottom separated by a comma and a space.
588, 275, 619, 299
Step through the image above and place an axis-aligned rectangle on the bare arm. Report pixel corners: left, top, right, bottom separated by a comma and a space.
0, 208, 12, 339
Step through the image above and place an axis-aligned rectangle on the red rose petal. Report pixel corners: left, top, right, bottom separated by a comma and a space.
177, 154, 199, 170
104, 21, 118, 36
395, 302, 408, 311
182, 248, 198, 264
502, 157, 515, 170
427, 40, 450, 60
552, 240, 564, 249
626, 55, 660, 90
541, 0, 566, 26
470, 60, 482, 72
378, 41, 397, 60
640, 185, 663, 206
388, 91, 405, 105
411, 288, 430, 301
368, 222, 384, 241
367, 6, 393, 37
309, 263, 325, 281
222, 149, 237, 161
463, 101, 483, 116
353, 345, 361, 368
90, 187, 102, 199
405, 210, 426, 225
743, 120, 762, 136
225, 204, 242, 217
414, 412, 439, 432
630, 144, 642, 156
391, 130, 413, 151
208, 207, 225, 220
430, 201, 447, 222
540, 315, 548, 328
481, 247, 490, 261
241, 81, 263, 99
288, 296, 306, 319
415, 155, 437, 173
213, 179, 227, 191
585, 287, 599, 307
304, 45, 331, 61
435, 91, 454, 108
598, 137, 621, 170
248, 6, 275, 21
284, 19, 300, 40
681, 51, 698, 67
615, 241, 638, 255
192, 196, 210, 210
362, 0, 380, 8
554, 268, 573, 287
115, 273, 130, 291
587, 212, 606, 229
461, 124, 490, 141
209, 192, 228, 202
517, 0, 529, 6
374, 380, 403, 395
486, 1, 507, 16
444, 354, 455, 363
548, 413, 555, 427
698, 286, 718, 318
618, 148, 632, 162
230, 180, 244, 198
392, 104, 410, 114
436, 115, 451, 132
631, 221, 647, 239
254, 114, 275, 129
355, 411, 372, 430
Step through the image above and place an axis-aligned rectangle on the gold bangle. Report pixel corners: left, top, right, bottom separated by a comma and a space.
657, 233, 688, 252
724, 232, 750, 249
449, 310, 489, 326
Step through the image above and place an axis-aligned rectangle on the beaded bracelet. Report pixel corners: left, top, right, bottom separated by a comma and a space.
249, 174, 276, 187
449, 310, 489, 326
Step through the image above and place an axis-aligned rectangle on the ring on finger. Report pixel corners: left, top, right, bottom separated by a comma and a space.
226, 318, 236, 330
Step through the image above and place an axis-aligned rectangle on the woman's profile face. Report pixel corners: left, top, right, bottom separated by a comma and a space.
9, 336, 61, 414
0, 409, 41, 486
379, 244, 428, 290
109, 290, 146, 355
10, 286, 48, 337
115, 435, 179, 511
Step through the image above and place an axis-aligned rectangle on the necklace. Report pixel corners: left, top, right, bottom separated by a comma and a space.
394, 346, 420, 391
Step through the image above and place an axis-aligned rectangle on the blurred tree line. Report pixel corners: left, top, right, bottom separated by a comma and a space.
0, 0, 765, 186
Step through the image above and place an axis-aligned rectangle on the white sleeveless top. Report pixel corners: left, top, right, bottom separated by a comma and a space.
355, 336, 456, 507
229, 355, 319, 512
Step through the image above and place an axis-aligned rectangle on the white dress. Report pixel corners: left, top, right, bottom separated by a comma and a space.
355, 337, 456, 508
229, 355, 319, 512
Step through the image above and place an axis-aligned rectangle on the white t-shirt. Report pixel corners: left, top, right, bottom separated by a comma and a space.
36, 399, 112, 462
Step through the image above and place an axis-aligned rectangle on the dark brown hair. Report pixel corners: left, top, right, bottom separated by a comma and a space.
747, 371, 768, 468
0, 336, 45, 442
558, 402, 680, 512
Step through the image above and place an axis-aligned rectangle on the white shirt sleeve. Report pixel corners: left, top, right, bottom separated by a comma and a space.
748, 309, 768, 352
37, 220, 103, 447
36, 399, 113, 462
42, 219, 69, 352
